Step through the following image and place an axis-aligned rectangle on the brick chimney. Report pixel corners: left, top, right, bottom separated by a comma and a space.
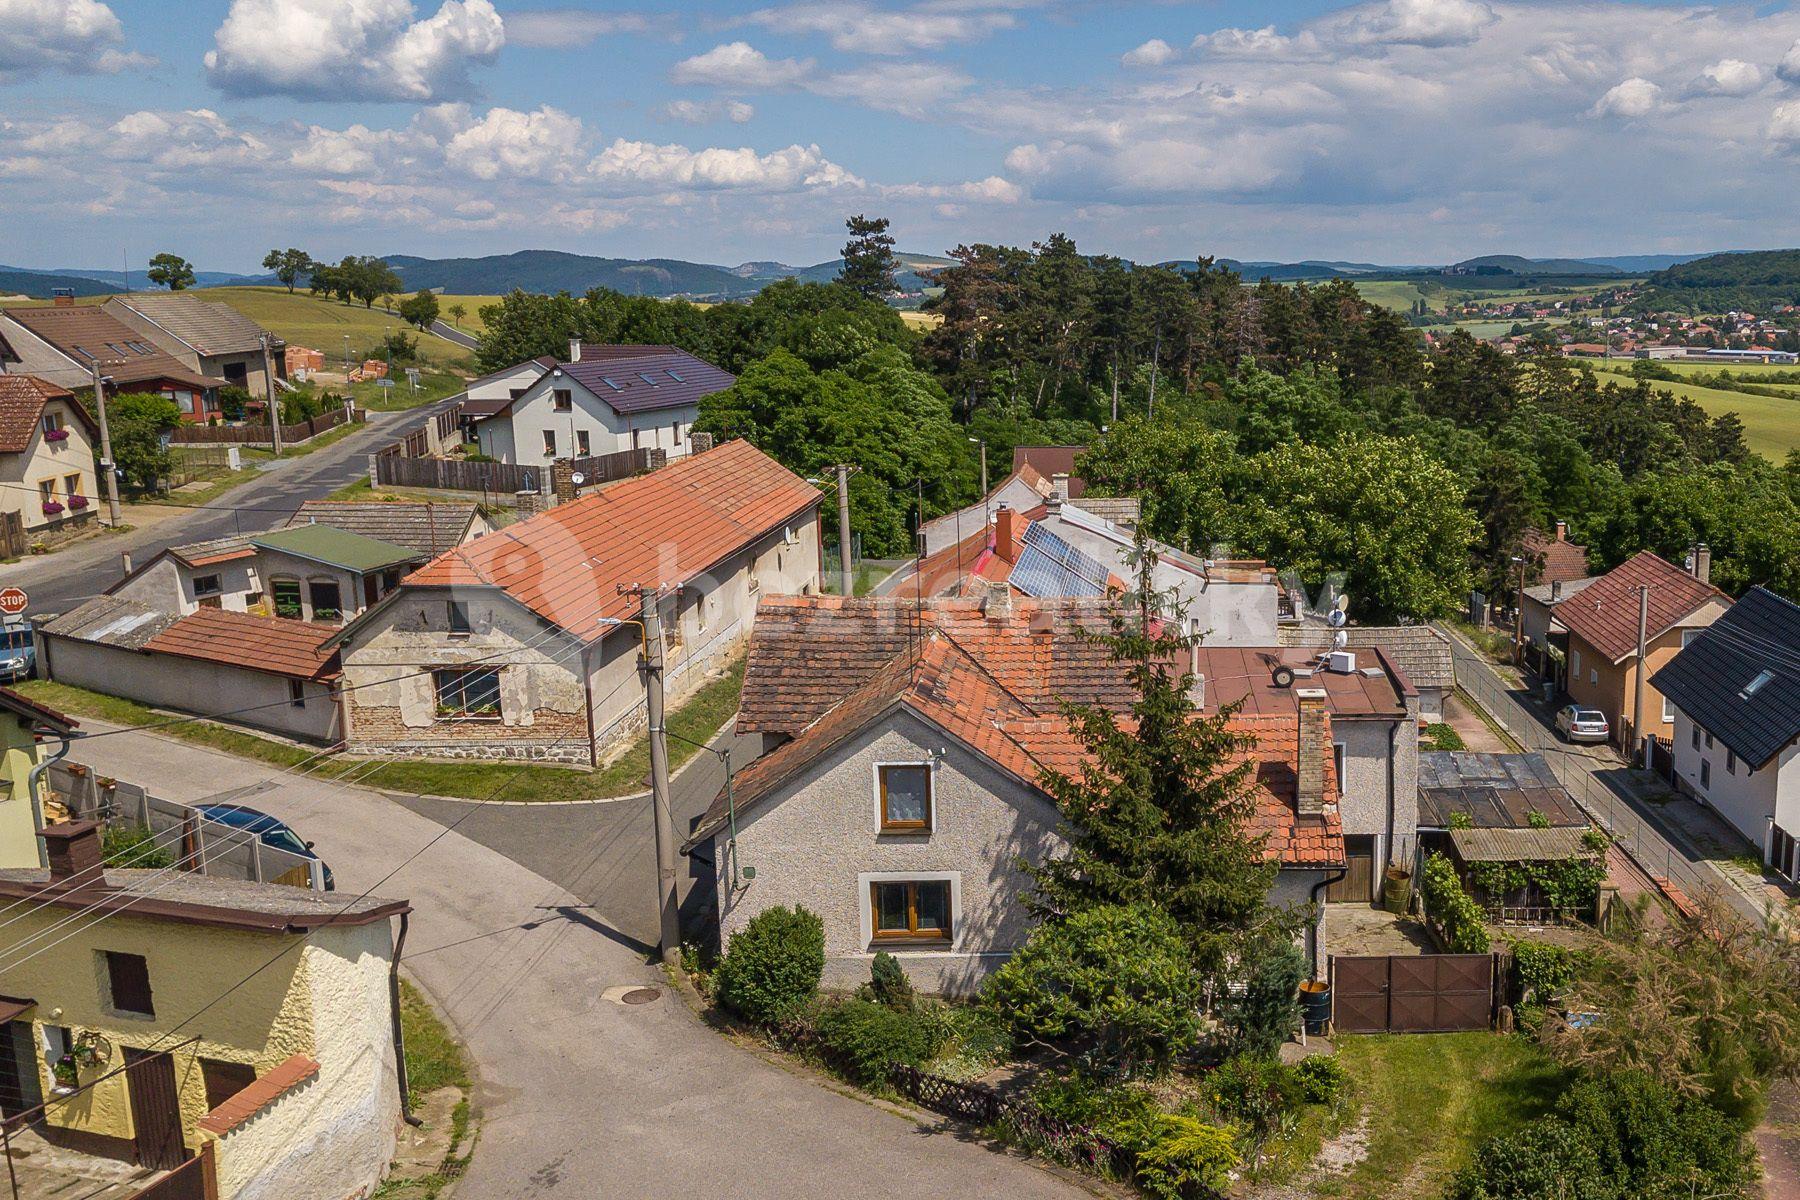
52, 292, 74, 308
515, 487, 542, 517
41, 820, 105, 886
1554, 519, 1567, 542
550, 457, 576, 504
1693, 543, 1711, 584
688, 431, 714, 455
983, 579, 1013, 623
994, 504, 1021, 565
568, 337, 583, 363
1295, 688, 1328, 817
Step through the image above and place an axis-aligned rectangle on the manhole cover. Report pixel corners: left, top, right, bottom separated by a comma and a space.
621, 987, 661, 1005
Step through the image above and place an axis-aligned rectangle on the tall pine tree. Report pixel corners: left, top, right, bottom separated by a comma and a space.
838, 214, 897, 300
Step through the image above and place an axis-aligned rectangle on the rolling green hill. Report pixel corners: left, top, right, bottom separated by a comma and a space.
1634, 249, 1800, 314
0, 268, 119, 299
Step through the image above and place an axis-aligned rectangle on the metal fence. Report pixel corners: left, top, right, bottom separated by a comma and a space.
1442, 630, 1760, 925
49, 762, 324, 891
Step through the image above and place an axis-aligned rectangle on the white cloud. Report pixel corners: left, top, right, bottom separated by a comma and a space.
811, 61, 971, 116
1690, 58, 1761, 97
588, 139, 862, 192
205, 0, 504, 101
670, 41, 812, 88
883, 175, 1022, 203
0, 0, 151, 79
663, 99, 756, 124
1192, 26, 1306, 58
1122, 38, 1175, 68
1779, 40, 1800, 86
1340, 0, 1494, 48
741, 2, 1011, 54
109, 109, 270, 170
1769, 101, 1800, 144
1591, 77, 1662, 119
502, 8, 648, 48
443, 105, 586, 180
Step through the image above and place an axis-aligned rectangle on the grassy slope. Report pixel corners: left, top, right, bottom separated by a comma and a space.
1350, 280, 1436, 313
1585, 363, 1800, 459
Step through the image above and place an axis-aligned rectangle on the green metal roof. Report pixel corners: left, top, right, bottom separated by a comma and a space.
251, 524, 422, 573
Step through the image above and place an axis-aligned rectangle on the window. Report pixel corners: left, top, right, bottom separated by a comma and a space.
1700, 759, 1712, 789
1682, 628, 1703, 647
1742, 669, 1776, 699
553, 389, 573, 412
246, 590, 264, 609
542, 430, 557, 457
200, 1059, 257, 1112
1705, 732, 1714, 749
1589, 668, 1598, 685
447, 601, 471, 635
288, 679, 306, 709
104, 951, 154, 1017
1332, 743, 1347, 787
878, 764, 932, 831
1692, 725, 1702, 750
869, 879, 951, 942
1662, 695, 1674, 723
192, 574, 222, 597
64, 473, 80, 498
271, 580, 303, 620
1570, 649, 1581, 680
40, 411, 65, 437
308, 579, 342, 623
434, 668, 501, 719
576, 430, 590, 456
673, 422, 683, 446
1727, 749, 1736, 775
37, 479, 55, 506
509, 387, 527, 400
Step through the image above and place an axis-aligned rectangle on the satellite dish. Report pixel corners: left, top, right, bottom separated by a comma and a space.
1334, 593, 1351, 612
1327, 608, 1347, 629
1331, 628, 1348, 652
570, 473, 587, 486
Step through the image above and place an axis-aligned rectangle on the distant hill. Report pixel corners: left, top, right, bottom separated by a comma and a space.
1582, 252, 1718, 274
1219, 259, 1398, 281
0, 267, 119, 299
1634, 249, 1800, 314
1446, 254, 1625, 277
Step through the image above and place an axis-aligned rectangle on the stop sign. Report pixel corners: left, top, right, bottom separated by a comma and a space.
0, 587, 27, 616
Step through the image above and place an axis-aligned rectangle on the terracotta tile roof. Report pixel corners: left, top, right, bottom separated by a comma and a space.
1011, 446, 1087, 497
0, 374, 92, 453
0, 685, 78, 734
1521, 527, 1590, 586
1556, 551, 1726, 664
1, 307, 224, 391
197, 1054, 319, 1135
145, 608, 340, 681
704, 595, 1344, 867
400, 440, 821, 637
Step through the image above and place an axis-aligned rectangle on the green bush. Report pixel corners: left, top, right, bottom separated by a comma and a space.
1556, 1072, 1752, 1198
1207, 1054, 1304, 1135
1422, 722, 1466, 751
1447, 1116, 1614, 1200
1289, 1054, 1347, 1105
1509, 940, 1586, 1005
981, 904, 1203, 1078
866, 950, 915, 1011
712, 905, 825, 1025
1123, 1113, 1240, 1200
379, 330, 420, 364
218, 385, 251, 423
1420, 852, 1490, 953
815, 998, 945, 1088
930, 1005, 1013, 1080
101, 823, 172, 869
1220, 942, 1305, 1058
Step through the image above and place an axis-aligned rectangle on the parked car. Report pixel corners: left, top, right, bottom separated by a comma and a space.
195, 803, 334, 890
0, 621, 34, 683
1555, 704, 1610, 744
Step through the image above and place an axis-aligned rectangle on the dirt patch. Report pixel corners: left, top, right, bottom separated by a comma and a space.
1441, 693, 1509, 754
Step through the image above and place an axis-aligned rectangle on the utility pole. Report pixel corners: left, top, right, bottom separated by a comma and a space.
1631, 583, 1649, 767
635, 586, 681, 964
968, 437, 987, 496
88, 362, 122, 526
1511, 554, 1526, 666
262, 334, 283, 456
834, 464, 855, 598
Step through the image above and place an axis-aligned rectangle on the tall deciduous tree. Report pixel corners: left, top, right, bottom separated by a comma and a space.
838, 214, 897, 300
261, 248, 314, 293
398, 289, 440, 330
146, 253, 194, 291
105, 393, 180, 489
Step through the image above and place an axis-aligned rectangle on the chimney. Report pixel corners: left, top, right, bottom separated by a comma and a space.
994, 504, 1021, 565
1550, 579, 1562, 602
688, 431, 714, 455
983, 579, 1013, 623
1051, 472, 1072, 498
41, 820, 105, 886
1188, 672, 1206, 709
1554, 519, 1567, 543
1694, 543, 1711, 584
550, 458, 576, 504
515, 487, 542, 517
568, 338, 582, 363
1295, 688, 1328, 817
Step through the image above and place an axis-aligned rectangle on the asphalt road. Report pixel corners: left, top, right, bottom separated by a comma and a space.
430, 319, 480, 350
63, 722, 1088, 1200
4, 396, 464, 617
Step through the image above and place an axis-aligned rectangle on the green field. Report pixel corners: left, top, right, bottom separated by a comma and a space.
1347, 279, 1438, 312
1587, 362, 1800, 459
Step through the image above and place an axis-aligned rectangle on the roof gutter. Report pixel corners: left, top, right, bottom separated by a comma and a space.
1308, 866, 1348, 978
388, 910, 423, 1127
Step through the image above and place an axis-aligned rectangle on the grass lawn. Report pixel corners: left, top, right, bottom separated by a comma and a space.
1315, 1033, 1569, 1199
1584, 362, 1800, 460
17, 657, 745, 802
350, 369, 468, 412
822, 561, 898, 596
182, 287, 477, 370
400, 979, 470, 1101
1348, 280, 1438, 313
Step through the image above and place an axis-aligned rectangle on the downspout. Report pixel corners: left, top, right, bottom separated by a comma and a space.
1308, 868, 1348, 979
580, 641, 598, 768
388, 911, 423, 1127
1386, 718, 1399, 882
26, 732, 76, 869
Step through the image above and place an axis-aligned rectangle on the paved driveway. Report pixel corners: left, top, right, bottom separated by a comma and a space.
63, 724, 1089, 1199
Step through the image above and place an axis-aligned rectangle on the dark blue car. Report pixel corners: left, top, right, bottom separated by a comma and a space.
195, 803, 334, 890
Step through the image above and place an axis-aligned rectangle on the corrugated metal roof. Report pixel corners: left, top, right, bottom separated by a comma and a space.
1651, 586, 1800, 770
41, 596, 178, 648
1448, 825, 1593, 862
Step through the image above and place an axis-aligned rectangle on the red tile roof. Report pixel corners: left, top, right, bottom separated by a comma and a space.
0, 685, 78, 734
707, 595, 1343, 867
145, 608, 340, 681
1556, 551, 1727, 664
197, 1054, 319, 1135
401, 440, 822, 637
1521, 527, 1590, 586
1011, 446, 1088, 497
0, 374, 92, 453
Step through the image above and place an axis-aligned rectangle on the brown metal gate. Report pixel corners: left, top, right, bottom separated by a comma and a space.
1330, 954, 1496, 1033
125, 1143, 215, 1200
123, 1048, 187, 1171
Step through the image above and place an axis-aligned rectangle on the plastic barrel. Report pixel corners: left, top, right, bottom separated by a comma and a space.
1300, 980, 1332, 1036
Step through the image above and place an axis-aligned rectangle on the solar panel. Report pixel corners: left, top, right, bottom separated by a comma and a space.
1009, 524, 1110, 597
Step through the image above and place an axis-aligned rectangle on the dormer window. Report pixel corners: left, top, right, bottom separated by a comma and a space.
877, 763, 931, 831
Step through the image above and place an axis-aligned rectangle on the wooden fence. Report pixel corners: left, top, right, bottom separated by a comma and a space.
169, 406, 364, 446
0, 510, 23, 559
125, 1142, 216, 1200
372, 446, 663, 496
886, 1064, 1128, 1175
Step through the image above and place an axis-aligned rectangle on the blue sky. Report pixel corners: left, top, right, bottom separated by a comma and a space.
4, 0, 1800, 272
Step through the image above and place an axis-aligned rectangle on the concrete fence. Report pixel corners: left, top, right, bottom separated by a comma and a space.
49, 761, 326, 891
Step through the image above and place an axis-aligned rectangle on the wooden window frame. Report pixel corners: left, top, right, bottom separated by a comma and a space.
552, 389, 573, 413
868, 879, 952, 943
876, 762, 933, 832
200, 1058, 258, 1113
434, 667, 502, 721
288, 679, 307, 709
192, 573, 222, 597
446, 600, 472, 636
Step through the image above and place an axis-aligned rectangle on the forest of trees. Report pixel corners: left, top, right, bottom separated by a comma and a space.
473, 228, 1800, 617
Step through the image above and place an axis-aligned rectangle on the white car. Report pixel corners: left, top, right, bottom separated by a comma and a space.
1556, 704, 1609, 744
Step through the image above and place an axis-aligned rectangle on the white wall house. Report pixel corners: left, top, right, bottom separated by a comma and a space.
0, 375, 100, 535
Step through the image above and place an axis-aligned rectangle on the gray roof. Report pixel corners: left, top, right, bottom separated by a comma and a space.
0, 866, 403, 930
1651, 586, 1800, 771
563, 349, 735, 415
1283, 623, 1455, 690
168, 534, 254, 564
1418, 751, 1587, 828
106, 293, 276, 356
287, 500, 479, 556
1523, 575, 1598, 606
1448, 825, 1593, 862
40, 595, 177, 648
1073, 496, 1141, 527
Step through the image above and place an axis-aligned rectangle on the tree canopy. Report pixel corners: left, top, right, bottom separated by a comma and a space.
261, 248, 314, 293
146, 253, 194, 291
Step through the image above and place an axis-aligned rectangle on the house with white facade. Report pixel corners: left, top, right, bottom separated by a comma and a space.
0, 374, 99, 536
1652, 586, 1800, 877
467, 343, 734, 466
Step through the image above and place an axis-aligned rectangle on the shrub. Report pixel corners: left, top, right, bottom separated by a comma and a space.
1289, 1054, 1347, 1105
218, 385, 251, 422
1420, 852, 1490, 953
1446, 1116, 1614, 1200
1219, 942, 1305, 1058
981, 904, 1203, 1078
867, 951, 914, 1011
1124, 1113, 1240, 1200
379, 330, 420, 363
1207, 1054, 1304, 1135
1422, 722, 1465, 751
1556, 1071, 1753, 1198
930, 1005, 1012, 1080
101, 823, 171, 869
712, 905, 825, 1025
815, 999, 945, 1088
1509, 940, 1585, 1006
